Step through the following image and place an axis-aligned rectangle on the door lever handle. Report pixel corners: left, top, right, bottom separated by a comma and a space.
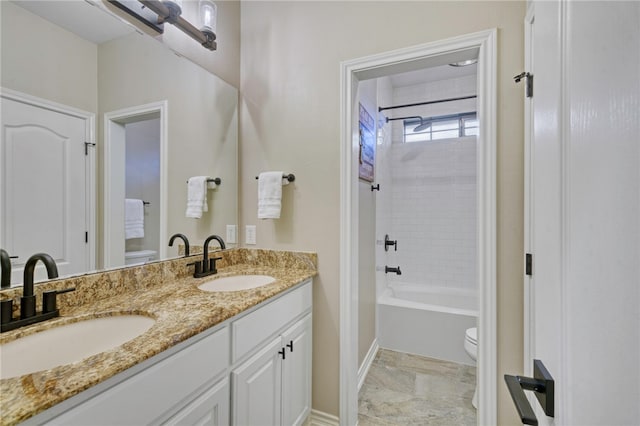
504, 360, 554, 425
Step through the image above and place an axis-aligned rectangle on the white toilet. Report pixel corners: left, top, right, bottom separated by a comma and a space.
124, 250, 157, 266
464, 327, 478, 409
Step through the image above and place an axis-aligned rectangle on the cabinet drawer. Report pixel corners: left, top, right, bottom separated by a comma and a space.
48, 327, 229, 425
232, 281, 311, 363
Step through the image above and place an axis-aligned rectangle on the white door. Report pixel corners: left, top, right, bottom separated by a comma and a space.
523, 2, 640, 425
0, 94, 92, 284
281, 314, 312, 426
232, 336, 282, 426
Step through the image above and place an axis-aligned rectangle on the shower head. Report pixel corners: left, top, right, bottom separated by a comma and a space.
413, 119, 431, 132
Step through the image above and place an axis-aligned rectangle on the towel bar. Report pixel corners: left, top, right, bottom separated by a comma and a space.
185, 177, 221, 185
255, 173, 295, 182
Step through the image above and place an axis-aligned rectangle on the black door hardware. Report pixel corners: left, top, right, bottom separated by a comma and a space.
287, 340, 294, 352
504, 359, 554, 425
526, 253, 533, 276
384, 235, 397, 252
371, 184, 380, 191
278, 348, 286, 360
84, 141, 96, 155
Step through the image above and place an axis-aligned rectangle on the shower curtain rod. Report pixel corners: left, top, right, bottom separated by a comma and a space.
378, 95, 477, 112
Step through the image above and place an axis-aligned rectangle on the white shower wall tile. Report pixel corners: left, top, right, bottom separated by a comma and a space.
386, 137, 477, 290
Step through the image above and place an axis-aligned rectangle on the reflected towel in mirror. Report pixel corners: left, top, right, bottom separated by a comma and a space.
125, 199, 144, 239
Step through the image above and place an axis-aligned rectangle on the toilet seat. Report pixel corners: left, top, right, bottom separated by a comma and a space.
465, 327, 477, 345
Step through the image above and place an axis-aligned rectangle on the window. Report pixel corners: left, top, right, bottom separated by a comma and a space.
404, 112, 477, 143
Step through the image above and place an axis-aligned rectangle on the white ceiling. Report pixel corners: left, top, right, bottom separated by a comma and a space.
12, 0, 135, 45
389, 62, 478, 88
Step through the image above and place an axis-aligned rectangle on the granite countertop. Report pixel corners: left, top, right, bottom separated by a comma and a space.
0, 249, 317, 425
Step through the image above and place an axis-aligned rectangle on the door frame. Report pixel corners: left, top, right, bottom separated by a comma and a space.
0, 87, 96, 275
103, 101, 168, 267
339, 29, 497, 425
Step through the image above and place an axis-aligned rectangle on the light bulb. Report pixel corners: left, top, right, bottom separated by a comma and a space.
199, 0, 217, 34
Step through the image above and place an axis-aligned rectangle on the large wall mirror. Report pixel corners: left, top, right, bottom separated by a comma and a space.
1, 1, 238, 286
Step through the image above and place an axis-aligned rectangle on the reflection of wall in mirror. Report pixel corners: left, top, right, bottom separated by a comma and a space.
98, 32, 239, 264
1, 1, 239, 272
0, 1, 98, 113
125, 118, 161, 256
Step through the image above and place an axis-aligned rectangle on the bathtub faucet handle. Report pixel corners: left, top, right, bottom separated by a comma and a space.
384, 266, 402, 275
384, 234, 398, 252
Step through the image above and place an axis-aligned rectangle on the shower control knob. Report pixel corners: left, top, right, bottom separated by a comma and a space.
384, 234, 397, 252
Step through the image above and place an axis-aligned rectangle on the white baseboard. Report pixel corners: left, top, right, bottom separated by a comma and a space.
304, 409, 340, 426
357, 339, 379, 391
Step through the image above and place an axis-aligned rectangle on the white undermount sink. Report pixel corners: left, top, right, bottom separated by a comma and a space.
198, 275, 276, 292
0, 315, 155, 380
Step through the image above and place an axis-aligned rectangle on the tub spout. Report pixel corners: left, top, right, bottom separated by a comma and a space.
385, 266, 402, 275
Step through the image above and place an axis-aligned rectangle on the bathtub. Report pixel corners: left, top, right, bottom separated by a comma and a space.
377, 283, 478, 365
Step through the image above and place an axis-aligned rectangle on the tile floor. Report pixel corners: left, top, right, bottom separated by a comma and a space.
358, 349, 477, 425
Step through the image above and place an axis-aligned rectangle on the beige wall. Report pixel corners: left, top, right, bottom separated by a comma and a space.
239, 1, 525, 422
0, 1, 98, 113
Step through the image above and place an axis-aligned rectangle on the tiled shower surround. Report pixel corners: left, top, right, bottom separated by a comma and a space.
385, 136, 477, 290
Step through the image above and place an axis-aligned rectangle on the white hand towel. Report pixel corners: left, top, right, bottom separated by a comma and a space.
186, 176, 209, 218
258, 171, 285, 219
125, 198, 144, 239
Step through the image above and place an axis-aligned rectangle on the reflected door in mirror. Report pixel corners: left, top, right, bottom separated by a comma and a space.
1, 95, 93, 284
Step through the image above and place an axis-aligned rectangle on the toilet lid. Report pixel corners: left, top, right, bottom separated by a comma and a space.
465, 327, 477, 344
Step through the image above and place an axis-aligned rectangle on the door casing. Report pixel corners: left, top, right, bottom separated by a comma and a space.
339, 29, 498, 425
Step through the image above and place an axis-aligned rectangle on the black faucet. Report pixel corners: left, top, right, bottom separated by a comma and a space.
189, 235, 225, 278
204, 234, 226, 251
168, 233, 190, 257
385, 266, 402, 275
22, 253, 59, 319
1, 252, 74, 333
1, 249, 13, 288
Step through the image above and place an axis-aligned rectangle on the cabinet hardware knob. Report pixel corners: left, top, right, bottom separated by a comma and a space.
278, 348, 286, 360
287, 340, 294, 352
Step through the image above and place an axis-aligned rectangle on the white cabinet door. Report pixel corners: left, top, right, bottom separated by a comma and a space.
281, 314, 312, 426
163, 377, 229, 426
232, 336, 282, 426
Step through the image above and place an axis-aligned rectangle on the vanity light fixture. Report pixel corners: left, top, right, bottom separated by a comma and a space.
139, 0, 217, 50
161, 0, 182, 22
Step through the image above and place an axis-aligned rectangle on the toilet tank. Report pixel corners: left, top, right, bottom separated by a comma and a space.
124, 250, 157, 266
